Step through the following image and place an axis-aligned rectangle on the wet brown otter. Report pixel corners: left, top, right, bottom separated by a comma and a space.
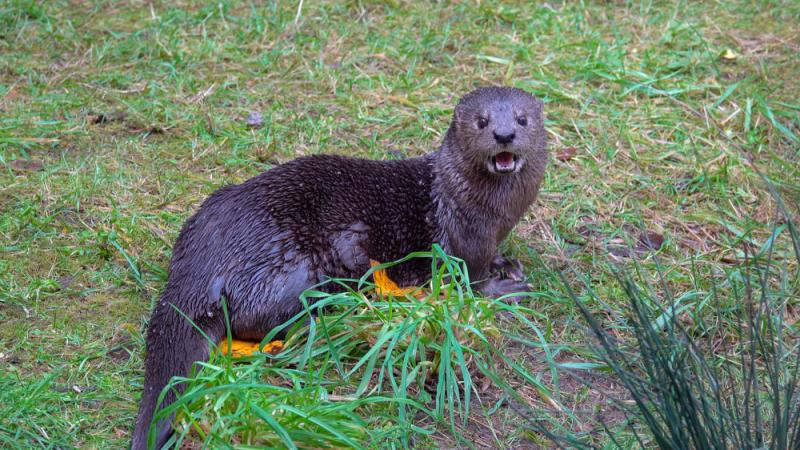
131, 86, 547, 449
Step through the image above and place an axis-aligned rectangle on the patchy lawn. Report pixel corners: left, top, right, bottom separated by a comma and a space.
1, 0, 798, 448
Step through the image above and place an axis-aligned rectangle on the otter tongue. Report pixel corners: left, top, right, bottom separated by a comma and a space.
495, 152, 515, 170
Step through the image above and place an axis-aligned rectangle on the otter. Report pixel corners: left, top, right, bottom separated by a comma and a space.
131, 86, 547, 449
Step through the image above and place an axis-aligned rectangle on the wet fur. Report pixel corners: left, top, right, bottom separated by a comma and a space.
131, 86, 547, 449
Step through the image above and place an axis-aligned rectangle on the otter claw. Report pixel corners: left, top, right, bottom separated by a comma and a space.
490, 255, 526, 282
478, 277, 533, 303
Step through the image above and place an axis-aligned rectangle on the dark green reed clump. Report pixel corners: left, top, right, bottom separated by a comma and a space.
561, 198, 800, 449
154, 245, 575, 448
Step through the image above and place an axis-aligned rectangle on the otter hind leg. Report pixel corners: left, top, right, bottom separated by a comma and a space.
229, 260, 317, 342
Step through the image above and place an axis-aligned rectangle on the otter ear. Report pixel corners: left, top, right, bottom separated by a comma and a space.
452, 104, 467, 130
531, 98, 545, 126
533, 98, 544, 115
453, 104, 464, 122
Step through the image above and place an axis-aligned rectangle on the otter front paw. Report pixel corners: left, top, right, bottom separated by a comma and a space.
478, 277, 533, 303
489, 255, 526, 282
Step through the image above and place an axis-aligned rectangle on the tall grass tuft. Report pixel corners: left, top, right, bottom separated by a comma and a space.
561, 202, 800, 448
157, 245, 576, 448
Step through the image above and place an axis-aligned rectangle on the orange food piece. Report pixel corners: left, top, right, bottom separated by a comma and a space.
218, 339, 284, 357
261, 340, 284, 354
370, 260, 417, 296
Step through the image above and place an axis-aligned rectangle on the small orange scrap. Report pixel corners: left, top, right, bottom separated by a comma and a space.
218, 339, 284, 358
370, 260, 417, 296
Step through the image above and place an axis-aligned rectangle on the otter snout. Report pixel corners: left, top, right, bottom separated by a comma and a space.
493, 129, 515, 144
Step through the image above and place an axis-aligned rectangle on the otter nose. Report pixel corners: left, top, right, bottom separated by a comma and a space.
493, 129, 515, 144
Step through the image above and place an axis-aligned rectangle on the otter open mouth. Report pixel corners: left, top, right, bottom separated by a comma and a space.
490, 151, 518, 174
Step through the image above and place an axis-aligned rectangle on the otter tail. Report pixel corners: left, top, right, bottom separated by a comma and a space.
131, 301, 221, 450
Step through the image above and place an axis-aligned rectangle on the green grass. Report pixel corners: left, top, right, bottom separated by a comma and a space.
1, 0, 799, 448
558, 203, 800, 448
157, 248, 577, 448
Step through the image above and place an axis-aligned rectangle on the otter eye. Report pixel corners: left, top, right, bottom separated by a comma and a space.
517, 116, 528, 127
477, 117, 489, 129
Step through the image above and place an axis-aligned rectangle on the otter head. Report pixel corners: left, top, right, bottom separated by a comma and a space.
451, 86, 545, 176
